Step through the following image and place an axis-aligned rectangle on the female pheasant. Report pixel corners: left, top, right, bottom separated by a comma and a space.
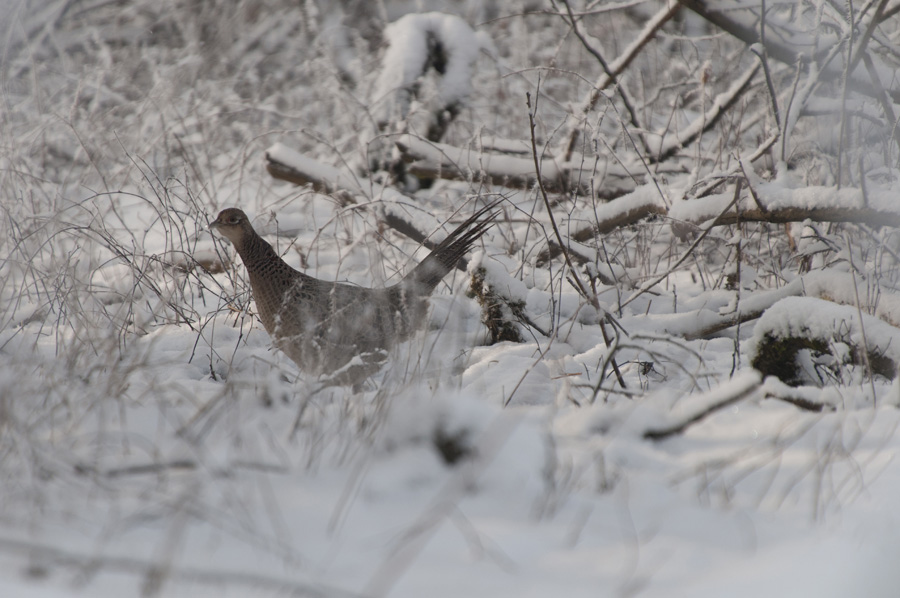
210, 204, 496, 384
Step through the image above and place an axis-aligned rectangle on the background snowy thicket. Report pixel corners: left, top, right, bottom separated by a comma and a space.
3, 0, 900, 596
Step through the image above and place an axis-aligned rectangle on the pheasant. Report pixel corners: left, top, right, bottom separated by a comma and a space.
210, 203, 497, 384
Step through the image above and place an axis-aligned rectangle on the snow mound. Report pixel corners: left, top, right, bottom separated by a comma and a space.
749, 296, 900, 388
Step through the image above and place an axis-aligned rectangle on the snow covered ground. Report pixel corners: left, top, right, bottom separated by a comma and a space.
3, 1, 900, 596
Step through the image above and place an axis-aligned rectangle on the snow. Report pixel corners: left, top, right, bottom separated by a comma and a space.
373, 13, 485, 118
669, 179, 900, 226
4, 2, 900, 598
748, 295, 900, 374
593, 183, 668, 221
639, 368, 762, 437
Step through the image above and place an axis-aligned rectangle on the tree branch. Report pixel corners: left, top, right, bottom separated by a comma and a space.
560, 0, 681, 161
677, 0, 900, 103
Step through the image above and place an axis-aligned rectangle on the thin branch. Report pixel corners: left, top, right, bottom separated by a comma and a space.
527, 89, 627, 389
846, 0, 890, 76
559, 0, 681, 161
621, 181, 742, 310
557, 0, 646, 150
765, 391, 830, 412
750, 43, 781, 130
861, 51, 900, 152
655, 63, 761, 162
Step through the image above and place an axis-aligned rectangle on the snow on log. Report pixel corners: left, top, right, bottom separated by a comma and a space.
536, 184, 667, 264
671, 180, 900, 228
264, 142, 358, 205
396, 134, 557, 187
748, 296, 900, 386
396, 134, 682, 195
622, 270, 894, 342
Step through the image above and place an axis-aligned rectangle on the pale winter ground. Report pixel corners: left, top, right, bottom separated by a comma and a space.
2, 1, 900, 596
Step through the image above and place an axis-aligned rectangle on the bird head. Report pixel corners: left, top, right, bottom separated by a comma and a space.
210, 208, 252, 246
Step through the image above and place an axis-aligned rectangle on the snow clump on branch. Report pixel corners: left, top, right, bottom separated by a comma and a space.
372, 12, 487, 124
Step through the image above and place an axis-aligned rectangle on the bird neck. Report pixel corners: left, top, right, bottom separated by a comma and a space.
235, 228, 280, 273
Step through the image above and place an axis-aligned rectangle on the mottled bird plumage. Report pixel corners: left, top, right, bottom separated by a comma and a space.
210, 204, 496, 383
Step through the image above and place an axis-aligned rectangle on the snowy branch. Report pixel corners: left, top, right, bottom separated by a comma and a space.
643, 371, 762, 440
678, 0, 900, 103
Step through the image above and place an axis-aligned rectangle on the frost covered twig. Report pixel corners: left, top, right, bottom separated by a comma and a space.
554, 0, 648, 157
527, 89, 627, 389
557, 0, 680, 161
654, 63, 760, 162
621, 181, 742, 310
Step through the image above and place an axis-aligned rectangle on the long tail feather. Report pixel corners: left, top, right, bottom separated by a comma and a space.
404, 200, 501, 292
